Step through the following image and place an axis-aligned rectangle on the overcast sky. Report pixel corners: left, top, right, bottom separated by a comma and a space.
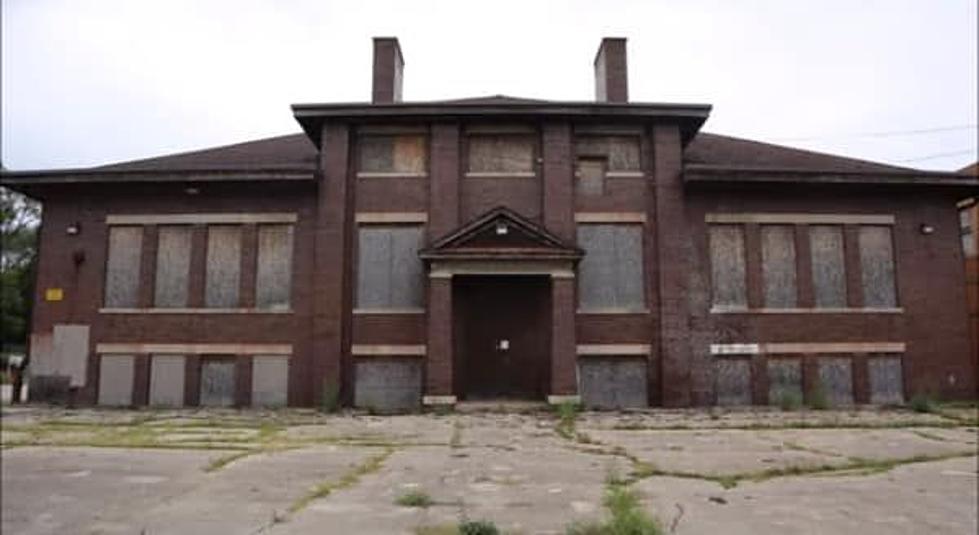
2, 0, 976, 171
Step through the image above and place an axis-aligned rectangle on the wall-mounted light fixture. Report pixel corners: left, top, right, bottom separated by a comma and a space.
66, 222, 81, 236
495, 222, 509, 235
919, 223, 935, 235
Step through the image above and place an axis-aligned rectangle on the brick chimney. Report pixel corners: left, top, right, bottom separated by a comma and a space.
372, 37, 404, 104
594, 37, 628, 103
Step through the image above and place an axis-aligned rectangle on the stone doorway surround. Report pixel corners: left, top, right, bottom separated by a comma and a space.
419, 207, 583, 406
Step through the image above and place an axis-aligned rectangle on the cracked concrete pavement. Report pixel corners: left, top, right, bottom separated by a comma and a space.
1, 406, 977, 534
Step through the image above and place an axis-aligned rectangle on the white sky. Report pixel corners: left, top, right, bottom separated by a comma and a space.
2, 0, 977, 171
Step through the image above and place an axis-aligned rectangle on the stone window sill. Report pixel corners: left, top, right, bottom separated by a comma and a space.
356, 172, 428, 178
576, 308, 650, 315
99, 307, 293, 314
574, 170, 644, 178
353, 308, 426, 315
464, 171, 536, 178
709, 307, 904, 315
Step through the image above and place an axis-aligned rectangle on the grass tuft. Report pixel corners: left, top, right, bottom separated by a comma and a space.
909, 394, 936, 414
555, 401, 581, 440
566, 483, 663, 535
458, 519, 500, 535
395, 489, 433, 508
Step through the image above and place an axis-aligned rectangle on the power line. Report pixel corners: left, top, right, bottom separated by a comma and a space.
894, 149, 977, 163
772, 124, 977, 142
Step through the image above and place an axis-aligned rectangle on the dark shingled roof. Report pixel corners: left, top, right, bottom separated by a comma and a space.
422, 94, 553, 105
94, 133, 318, 171
86, 129, 914, 175
685, 132, 914, 173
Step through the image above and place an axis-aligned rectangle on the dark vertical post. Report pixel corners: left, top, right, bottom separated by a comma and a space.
184, 354, 201, 407
239, 224, 258, 308
187, 225, 207, 308
844, 224, 864, 309
745, 223, 764, 309
795, 224, 814, 308
139, 226, 158, 308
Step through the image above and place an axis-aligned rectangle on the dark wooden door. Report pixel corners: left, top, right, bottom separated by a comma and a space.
455, 276, 551, 399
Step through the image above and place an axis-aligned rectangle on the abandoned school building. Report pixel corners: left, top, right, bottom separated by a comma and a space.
3, 37, 977, 411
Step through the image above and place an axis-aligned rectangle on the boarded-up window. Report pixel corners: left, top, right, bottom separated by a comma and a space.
578, 358, 648, 409
577, 225, 645, 311
715, 358, 752, 406
199, 358, 236, 407
761, 225, 797, 308
575, 136, 641, 171
868, 356, 904, 404
859, 226, 897, 308
149, 355, 185, 407
104, 226, 142, 307
577, 159, 606, 196
767, 359, 803, 405
359, 135, 426, 174
809, 225, 846, 308
708, 225, 747, 309
205, 226, 242, 308
467, 135, 534, 173
256, 224, 294, 310
98, 354, 135, 406
357, 225, 425, 309
817, 357, 854, 406
252, 356, 289, 408
154, 226, 192, 308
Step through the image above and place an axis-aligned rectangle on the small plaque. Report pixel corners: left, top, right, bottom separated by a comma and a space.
45, 288, 64, 302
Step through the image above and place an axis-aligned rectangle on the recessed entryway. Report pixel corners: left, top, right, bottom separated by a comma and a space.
454, 276, 551, 400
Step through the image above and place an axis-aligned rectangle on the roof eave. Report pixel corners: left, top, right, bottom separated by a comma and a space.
291, 101, 712, 147
684, 164, 979, 189
0, 168, 316, 195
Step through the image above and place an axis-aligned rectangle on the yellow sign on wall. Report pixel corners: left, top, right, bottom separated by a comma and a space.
45, 288, 64, 302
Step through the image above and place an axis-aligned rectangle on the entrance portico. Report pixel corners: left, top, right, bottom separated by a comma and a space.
419, 207, 582, 405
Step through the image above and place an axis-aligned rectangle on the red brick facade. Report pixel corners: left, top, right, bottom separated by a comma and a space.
3, 37, 976, 408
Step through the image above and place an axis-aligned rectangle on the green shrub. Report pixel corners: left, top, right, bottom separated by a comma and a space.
320, 379, 340, 413
776, 390, 803, 411
909, 393, 936, 413
807, 385, 830, 411
458, 519, 500, 535
395, 490, 433, 508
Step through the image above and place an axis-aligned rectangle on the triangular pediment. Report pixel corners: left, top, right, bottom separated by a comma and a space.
420, 207, 582, 261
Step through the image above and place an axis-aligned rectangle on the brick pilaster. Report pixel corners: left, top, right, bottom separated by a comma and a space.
425, 276, 453, 395
652, 123, 692, 407
542, 121, 574, 241
312, 123, 352, 405
550, 277, 577, 395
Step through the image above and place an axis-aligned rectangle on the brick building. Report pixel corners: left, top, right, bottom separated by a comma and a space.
3, 37, 977, 410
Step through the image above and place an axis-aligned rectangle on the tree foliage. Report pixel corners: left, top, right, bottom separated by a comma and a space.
1, 186, 40, 353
